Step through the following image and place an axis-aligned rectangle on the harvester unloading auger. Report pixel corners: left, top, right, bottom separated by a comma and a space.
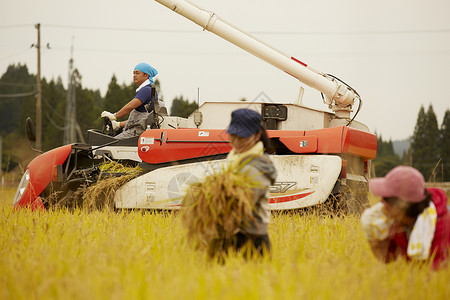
13, 0, 377, 213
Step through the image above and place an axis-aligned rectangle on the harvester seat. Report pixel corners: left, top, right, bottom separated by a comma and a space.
144, 85, 167, 129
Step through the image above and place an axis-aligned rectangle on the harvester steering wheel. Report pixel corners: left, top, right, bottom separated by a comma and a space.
102, 117, 115, 136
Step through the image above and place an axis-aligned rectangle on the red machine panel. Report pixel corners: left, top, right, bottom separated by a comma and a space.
278, 135, 318, 153
15, 144, 73, 208
138, 129, 232, 164
306, 127, 377, 159
341, 127, 377, 159
138, 126, 377, 164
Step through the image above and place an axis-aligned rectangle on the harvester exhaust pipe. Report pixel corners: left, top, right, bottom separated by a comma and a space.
154, 0, 360, 114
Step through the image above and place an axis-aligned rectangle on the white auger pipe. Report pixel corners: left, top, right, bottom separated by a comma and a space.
154, 0, 359, 109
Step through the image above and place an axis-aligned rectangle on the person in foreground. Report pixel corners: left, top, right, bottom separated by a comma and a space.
361, 166, 450, 269
101, 62, 158, 139
224, 108, 277, 256
181, 108, 277, 260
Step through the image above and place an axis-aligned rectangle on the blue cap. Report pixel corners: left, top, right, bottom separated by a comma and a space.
227, 109, 263, 138
134, 63, 158, 83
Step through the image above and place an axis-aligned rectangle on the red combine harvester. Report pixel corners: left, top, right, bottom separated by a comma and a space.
13, 0, 376, 213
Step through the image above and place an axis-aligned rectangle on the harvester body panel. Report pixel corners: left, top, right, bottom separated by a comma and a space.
115, 155, 342, 210
13, 145, 73, 210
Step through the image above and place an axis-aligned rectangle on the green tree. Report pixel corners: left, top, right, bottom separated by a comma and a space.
72, 69, 103, 140
0, 63, 165, 173
411, 104, 440, 181
411, 106, 427, 171
170, 96, 198, 118
39, 77, 67, 150
0, 64, 107, 171
401, 148, 411, 166
0, 64, 39, 171
0, 64, 36, 134
103, 75, 135, 113
440, 109, 450, 181
425, 104, 441, 181
373, 134, 401, 177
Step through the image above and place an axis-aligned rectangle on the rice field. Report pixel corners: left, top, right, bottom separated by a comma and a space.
1, 186, 449, 300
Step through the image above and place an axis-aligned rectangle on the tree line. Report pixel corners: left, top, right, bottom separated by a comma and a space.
0, 64, 197, 172
374, 104, 450, 181
1, 63, 449, 181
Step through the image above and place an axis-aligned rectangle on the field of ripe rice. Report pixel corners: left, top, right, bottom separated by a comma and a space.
1, 187, 450, 300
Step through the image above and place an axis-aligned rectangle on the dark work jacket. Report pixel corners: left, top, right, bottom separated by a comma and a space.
238, 154, 277, 235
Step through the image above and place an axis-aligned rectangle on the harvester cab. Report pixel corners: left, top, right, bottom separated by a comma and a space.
88, 83, 167, 163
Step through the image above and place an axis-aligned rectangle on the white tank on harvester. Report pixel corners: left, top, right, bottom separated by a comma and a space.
13, 0, 377, 213
113, 0, 377, 213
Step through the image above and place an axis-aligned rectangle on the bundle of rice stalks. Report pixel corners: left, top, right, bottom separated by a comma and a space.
181, 163, 260, 257
82, 161, 143, 211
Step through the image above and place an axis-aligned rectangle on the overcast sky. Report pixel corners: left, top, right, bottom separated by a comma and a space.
1, 0, 449, 141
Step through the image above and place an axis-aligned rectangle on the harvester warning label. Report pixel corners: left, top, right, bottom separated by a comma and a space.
198, 131, 209, 137
146, 183, 156, 203
310, 177, 319, 184
140, 137, 155, 145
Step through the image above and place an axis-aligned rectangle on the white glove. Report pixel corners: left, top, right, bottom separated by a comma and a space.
361, 202, 394, 242
101, 111, 116, 121
111, 120, 120, 130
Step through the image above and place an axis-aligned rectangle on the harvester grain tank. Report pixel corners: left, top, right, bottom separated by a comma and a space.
12, 0, 377, 213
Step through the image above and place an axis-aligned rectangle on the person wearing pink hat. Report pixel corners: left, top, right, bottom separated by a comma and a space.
361, 166, 450, 269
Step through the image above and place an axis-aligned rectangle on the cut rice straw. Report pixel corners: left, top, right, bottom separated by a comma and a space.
82, 161, 143, 211
181, 162, 260, 257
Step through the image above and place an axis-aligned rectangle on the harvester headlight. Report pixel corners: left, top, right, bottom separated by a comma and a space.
12, 169, 30, 205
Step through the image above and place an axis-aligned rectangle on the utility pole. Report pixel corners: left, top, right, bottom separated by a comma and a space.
0, 134, 3, 187
63, 39, 85, 144
64, 39, 75, 144
35, 23, 42, 151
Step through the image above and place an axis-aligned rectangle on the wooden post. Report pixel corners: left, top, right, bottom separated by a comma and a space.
0, 134, 3, 186
35, 23, 42, 151
0, 134, 4, 188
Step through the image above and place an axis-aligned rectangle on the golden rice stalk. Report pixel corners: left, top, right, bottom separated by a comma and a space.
82, 161, 143, 211
181, 163, 260, 256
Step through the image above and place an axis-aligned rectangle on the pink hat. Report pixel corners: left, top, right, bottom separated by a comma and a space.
369, 166, 426, 203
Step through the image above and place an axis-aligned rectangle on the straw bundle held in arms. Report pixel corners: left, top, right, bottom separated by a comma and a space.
181, 162, 261, 256
82, 161, 143, 211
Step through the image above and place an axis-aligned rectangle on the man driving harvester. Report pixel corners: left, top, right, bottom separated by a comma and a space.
101, 62, 158, 139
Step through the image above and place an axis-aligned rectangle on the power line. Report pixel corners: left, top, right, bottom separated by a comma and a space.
43, 108, 66, 131
42, 97, 66, 121
0, 48, 32, 62
252, 29, 450, 35
48, 45, 450, 57
44, 24, 200, 34
2, 23, 450, 35
0, 91, 36, 98
0, 24, 33, 29
0, 82, 36, 87
42, 23, 450, 35
50, 45, 240, 55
